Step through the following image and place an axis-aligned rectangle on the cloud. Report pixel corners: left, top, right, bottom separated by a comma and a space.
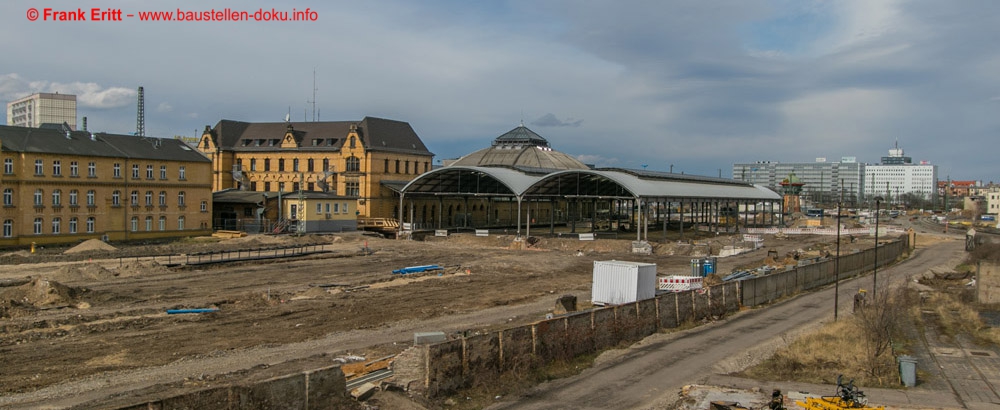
531, 113, 583, 127
157, 102, 173, 113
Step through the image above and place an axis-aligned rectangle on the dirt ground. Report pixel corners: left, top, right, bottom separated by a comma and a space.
0, 228, 886, 407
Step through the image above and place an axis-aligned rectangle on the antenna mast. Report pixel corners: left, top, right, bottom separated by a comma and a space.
307, 69, 318, 122
136, 86, 145, 136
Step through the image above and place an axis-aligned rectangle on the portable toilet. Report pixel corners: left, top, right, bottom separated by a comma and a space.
703, 257, 717, 275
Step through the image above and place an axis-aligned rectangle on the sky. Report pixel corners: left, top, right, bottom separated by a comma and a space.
2, 0, 998, 182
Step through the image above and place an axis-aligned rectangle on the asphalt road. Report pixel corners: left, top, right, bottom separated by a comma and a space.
488, 236, 966, 410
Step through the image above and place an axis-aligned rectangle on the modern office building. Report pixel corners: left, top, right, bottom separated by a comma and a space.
6, 93, 77, 130
864, 146, 937, 203
732, 157, 865, 206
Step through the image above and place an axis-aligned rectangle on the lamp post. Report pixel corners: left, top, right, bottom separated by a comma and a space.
835, 180, 843, 321
873, 196, 883, 296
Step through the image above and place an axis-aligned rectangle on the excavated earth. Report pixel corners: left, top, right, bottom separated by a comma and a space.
0, 230, 869, 407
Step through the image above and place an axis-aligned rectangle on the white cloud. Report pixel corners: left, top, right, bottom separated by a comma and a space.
157, 102, 173, 113
1, 74, 137, 109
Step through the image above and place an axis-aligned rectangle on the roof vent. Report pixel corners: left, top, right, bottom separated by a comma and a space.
61, 121, 72, 139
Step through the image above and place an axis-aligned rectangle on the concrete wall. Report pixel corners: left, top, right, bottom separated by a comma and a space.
114, 365, 353, 410
416, 238, 910, 398
979, 260, 1000, 304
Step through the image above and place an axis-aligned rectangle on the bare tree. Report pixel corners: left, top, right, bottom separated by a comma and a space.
854, 287, 906, 380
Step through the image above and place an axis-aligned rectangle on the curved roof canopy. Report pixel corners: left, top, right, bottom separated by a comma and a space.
402, 166, 781, 202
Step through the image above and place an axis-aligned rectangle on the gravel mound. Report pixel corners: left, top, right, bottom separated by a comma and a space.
64, 239, 118, 254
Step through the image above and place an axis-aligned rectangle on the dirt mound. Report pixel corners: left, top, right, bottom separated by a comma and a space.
64, 239, 118, 254
0, 278, 81, 308
57, 264, 118, 281
117, 260, 171, 277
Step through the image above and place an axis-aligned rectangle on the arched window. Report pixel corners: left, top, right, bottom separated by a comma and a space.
130, 216, 138, 232
2, 219, 12, 237
2, 188, 12, 206
346, 156, 360, 172
112, 190, 121, 206
86, 217, 95, 233
34, 189, 43, 206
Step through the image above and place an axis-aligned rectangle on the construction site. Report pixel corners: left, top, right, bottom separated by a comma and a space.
0, 205, 919, 410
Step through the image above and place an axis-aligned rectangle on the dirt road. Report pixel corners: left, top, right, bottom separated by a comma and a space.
485, 236, 965, 410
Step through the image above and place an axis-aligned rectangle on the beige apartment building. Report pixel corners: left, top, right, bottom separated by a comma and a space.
0, 125, 213, 247
6, 92, 77, 130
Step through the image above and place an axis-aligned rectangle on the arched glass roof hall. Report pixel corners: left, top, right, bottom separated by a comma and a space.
396, 166, 783, 241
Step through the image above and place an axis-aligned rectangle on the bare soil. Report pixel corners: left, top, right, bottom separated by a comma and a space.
0, 229, 873, 407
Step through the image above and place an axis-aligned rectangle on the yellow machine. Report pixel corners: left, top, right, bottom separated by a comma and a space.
795, 376, 884, 410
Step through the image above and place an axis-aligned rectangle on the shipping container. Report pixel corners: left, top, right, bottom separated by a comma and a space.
591, 260, 657, 305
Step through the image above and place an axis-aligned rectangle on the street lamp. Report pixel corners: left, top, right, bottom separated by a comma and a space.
873, 196, 884, 296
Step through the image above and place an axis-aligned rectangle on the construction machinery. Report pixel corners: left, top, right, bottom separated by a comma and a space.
795, 375, 884, 410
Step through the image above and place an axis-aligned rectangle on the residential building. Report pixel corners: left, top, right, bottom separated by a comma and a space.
0, 124, 213, 246
6, 93, 77, 129
987, 188, 1000, 216
732, 157, 864, 206
197, 117, 433, 221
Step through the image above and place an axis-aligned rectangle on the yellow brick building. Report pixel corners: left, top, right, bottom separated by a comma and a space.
0, 125, 213, 247
197, 117, 433, 220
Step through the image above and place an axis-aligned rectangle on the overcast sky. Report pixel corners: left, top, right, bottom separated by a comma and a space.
3, 0, 997, 182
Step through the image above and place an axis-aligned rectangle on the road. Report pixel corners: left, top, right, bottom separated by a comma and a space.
488, 236, 966, 410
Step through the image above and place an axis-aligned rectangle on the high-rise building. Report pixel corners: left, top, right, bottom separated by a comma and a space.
864, 145, 937, 203
6, 93, 77, 129
732, 157, 864, 206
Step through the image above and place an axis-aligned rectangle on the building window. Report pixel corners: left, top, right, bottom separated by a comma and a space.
250, 158, 257, 171
146, 165, 154, 179
2, 220, 11, 238
264, 159, 271, 171
293, 158, 299, 172
69, 217, 77, 234
3, 158, 12, 174
145, 191, 153, 206
86, 217, 95, 233
52, 160, 61, 176
160, 165, 167, 180
3, 189, 12, 206
159, 216, 166, 231
113, 163, 121, 178
35, 159, 43, 175
343, 202, 349, 214
307, 158, 314, 172
424, 162, 429, 173
52, 218, 61, 234
201, 200, 207, 212
316, 203, 322, 213
88, 162, 96, 177
86, 190, 95, 206
145, 216, 153, 231
350, 136, 356, 148
159, 191, 167, 206
33, 218, 42, 235
345, 182, 359, 196
130, 191, 139, 205
34, 189, 43, 206
52, 190, 61, 206
178, 216, 185, 230
132, 164, 140, 178
278, 159, 285, 172
70, 161, 79, 177
322, 158, 330, 172
131, 216, 138, 232
405, 161, 410, 174
113, 191, 121, 206
325, 203, 331, 213
395, 160, 400, 174
293, 182, 300, 192
178, 191, 186, 206
384, 159, 390, 173
346, 156, 360, 172
264, 182, 271, 191
179, 166, 186, 180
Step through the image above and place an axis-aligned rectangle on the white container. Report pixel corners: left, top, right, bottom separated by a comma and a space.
591, 260, 657, 305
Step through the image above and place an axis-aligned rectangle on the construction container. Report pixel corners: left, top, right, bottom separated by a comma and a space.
591, 260, 657, 305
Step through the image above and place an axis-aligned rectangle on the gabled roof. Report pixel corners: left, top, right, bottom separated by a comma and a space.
0, 125, 210, 163
206, 117, 433, 156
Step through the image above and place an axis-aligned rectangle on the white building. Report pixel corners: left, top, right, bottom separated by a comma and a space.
6, 93, 77, 129
987, 189, 1000, 215
864, 146, 937, 203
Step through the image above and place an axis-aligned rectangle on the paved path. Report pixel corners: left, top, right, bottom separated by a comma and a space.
488, 237, 985, 410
